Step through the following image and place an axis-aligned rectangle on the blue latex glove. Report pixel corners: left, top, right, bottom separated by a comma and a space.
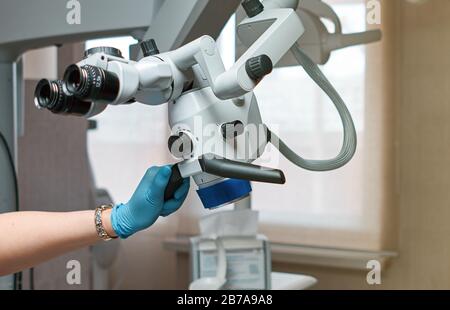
111, 165, 190, 239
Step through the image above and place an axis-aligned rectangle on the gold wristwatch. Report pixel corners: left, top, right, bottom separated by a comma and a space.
94, 204, 118, 241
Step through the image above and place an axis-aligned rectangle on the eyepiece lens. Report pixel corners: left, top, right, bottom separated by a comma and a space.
65, 65, 83, 94
63, 64, 119, 102
33, 78, 92, 117
38, 83, 51, 107
34, 79, 55, 108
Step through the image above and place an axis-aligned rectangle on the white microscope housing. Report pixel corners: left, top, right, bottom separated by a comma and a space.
32, 0, 381, 210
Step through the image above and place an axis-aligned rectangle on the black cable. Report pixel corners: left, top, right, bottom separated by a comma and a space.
0, 131, 23, 290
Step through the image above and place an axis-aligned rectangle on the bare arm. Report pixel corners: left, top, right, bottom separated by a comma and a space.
0, 209, 115, 276
0, 165, 190, 277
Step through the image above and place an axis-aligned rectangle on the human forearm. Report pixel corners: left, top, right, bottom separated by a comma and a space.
0, 165, 190, 276
0, 210, 113, 276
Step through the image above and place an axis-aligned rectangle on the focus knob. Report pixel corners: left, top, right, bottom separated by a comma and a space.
84, 46, 123, 59
221, 120, 244, 139
168, 132, 194, 158
245, 54, 273, 81
140, 39, 160, 57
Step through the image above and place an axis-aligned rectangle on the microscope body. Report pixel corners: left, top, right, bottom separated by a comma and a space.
33, 0, 380, 209
168, 82, 268, 208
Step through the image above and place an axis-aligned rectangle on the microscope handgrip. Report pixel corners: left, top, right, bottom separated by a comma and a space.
164, 164, 184, 201
199, 157, 286, 184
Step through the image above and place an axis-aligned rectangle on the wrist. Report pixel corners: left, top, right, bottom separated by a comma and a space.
94, 205, 118, 241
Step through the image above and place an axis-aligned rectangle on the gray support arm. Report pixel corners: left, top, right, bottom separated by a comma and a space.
0, 0, 241, 62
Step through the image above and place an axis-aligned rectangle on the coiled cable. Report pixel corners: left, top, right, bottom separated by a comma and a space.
266, 43, 357, 171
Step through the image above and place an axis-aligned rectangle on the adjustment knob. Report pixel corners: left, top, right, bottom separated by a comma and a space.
84, 46, 123, 59
221, 120, 244, 139
140, 39, 160, 57
242, 0, 264, 18
245, 55, 273, 81
168, 132, 194, 158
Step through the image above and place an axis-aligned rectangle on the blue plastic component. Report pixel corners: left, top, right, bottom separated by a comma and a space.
197, 179, 252, 209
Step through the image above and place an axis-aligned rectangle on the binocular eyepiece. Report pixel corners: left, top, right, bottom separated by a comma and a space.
63, 64, 119, 102
34, 64, 120, 117
34, 79, 92, 116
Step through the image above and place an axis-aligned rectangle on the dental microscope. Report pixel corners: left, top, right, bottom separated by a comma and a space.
31, 0, 381, 289
33, 0, 380, 209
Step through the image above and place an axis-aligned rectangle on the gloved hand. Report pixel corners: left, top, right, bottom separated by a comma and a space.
111, 165, 190, 239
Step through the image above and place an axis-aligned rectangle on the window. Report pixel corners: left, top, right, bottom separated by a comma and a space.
251, 1, 371, 248
231, 0, 388, 251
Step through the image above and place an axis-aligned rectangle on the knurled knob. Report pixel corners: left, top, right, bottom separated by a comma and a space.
140, 39, 160, 57
84, 46, 123, 59
242, 0, 264, 18
245, 54, 273, 81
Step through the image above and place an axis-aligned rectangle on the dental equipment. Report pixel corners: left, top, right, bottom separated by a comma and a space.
32, 0, 381, 209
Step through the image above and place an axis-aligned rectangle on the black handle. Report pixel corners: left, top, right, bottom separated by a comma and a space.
164, 165, 184, 201
199, 156, 286, 184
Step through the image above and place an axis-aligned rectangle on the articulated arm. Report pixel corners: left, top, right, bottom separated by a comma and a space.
160, 7, 304, 100
239, 0, 382, 65
33, 5, 306, 116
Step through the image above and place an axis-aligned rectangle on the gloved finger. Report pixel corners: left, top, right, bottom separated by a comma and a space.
160, 180, 190, 217
160, 198, 185, 217
148, 165, 172, 201
173, 177, 190, 200
140, 166, 160, 188
131, 166, 160, 201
